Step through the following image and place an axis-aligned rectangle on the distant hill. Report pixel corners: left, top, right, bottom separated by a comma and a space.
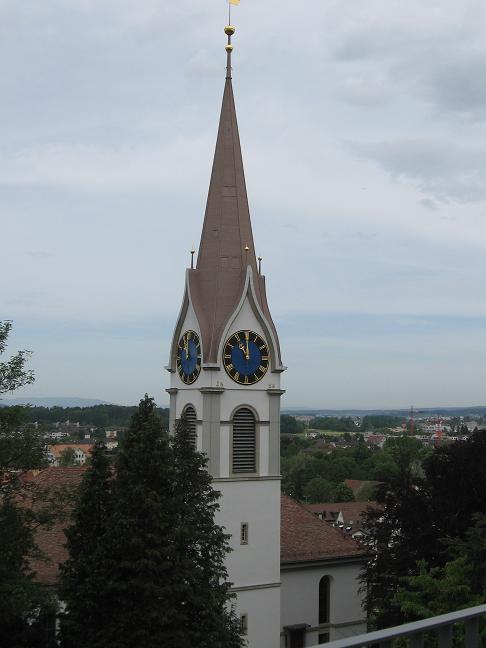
283, 406, 486, 418
0, 397, 114, 408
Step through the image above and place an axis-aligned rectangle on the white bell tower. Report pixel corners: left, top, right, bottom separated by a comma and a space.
166, 24, 285, 648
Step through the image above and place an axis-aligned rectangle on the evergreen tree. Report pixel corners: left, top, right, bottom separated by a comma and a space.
59, 442, 112, 648
0, 495, 52, 647
91, 395, 179, 648
171, 415, 242, 648
60, 396, 242, 648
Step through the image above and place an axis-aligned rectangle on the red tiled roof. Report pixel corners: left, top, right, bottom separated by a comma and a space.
48, 444, 93, 458
23, 467, 87, 585
281, 495, 366, 564
304, 501, 379, 530
26, 472, 366, 583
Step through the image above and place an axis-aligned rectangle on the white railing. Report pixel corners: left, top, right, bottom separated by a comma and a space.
308, 604, 486, 648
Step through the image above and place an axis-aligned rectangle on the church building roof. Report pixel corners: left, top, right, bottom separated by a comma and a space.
281, 495, 367, 564
19, 467, 87, 585
23, 470, 366, 586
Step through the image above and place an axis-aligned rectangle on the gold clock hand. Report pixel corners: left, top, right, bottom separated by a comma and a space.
245, 331, 250, 360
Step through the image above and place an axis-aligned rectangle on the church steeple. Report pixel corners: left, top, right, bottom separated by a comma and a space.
188, 25, 282, 366
166, 24, 284, 647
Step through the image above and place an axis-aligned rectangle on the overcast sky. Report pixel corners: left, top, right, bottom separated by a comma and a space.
2, 0, 486, 408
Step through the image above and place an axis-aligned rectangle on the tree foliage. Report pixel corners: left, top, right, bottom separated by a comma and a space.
333, 482, 355, 502
362, 430, 486, 629
361, 415, 402, 431
60, 396, 242, 648
311, 416, 356, 432
0, 494, 57, 648
0, 407, 46, 473
20, 404, 169, 430
60, 443, 113, 648
58, 448, 76, 467
0, 321, 59, 646
170, 416, 241, 648
0, 321, 44, 475
0, 321, 34, 395
303, 477, 335, 503
393, 516, 486, 644
280, 414, 305, 434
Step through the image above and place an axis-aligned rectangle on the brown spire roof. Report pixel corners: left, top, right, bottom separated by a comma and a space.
188, 59, 281, 365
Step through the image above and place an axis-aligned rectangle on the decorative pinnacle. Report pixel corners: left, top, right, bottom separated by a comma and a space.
258, 256, 262, 274
225, 24, 235, 79
190, 248, 195, 269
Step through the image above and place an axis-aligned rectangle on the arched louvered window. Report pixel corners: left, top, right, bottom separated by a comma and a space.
319, 576, 330, 625
232, 408, 256, 473
182, 405, 197, 448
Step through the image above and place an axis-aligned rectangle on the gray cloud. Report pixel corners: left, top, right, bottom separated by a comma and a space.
351, 139, 486, 204
26, 251, 56, 259
422, 52, 486, 119
2, 0, 486, 406
331, 3, 486, 121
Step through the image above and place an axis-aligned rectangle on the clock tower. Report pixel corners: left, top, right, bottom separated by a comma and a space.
166, 25, 285, 648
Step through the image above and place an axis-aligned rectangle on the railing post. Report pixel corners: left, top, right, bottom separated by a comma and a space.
465, 617, 479, 648
438, 624, 453, 648
410, 633, 424, 648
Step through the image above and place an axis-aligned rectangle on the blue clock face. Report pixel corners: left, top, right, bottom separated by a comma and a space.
176, 330, 201, 384
223, 330, 269, 385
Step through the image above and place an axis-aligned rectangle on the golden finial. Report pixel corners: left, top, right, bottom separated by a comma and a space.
225, 23, 235, 79
190, 247, 195, 269
258, 256, 262, 274
244, 245, 249, 251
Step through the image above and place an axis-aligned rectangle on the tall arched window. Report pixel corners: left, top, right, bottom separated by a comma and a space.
182, 405, 197, 448
319, 576, 330, 625
232, 408, 256, 473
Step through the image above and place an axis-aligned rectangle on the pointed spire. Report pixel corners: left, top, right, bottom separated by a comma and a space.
188, 26, 282, 366
196, 25, 258, 285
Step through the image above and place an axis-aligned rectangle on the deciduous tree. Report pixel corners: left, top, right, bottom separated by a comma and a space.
362, 431, 486, 629
333, 482, 355, 502
0, 321, 56, 646
303, 477, 335, 503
